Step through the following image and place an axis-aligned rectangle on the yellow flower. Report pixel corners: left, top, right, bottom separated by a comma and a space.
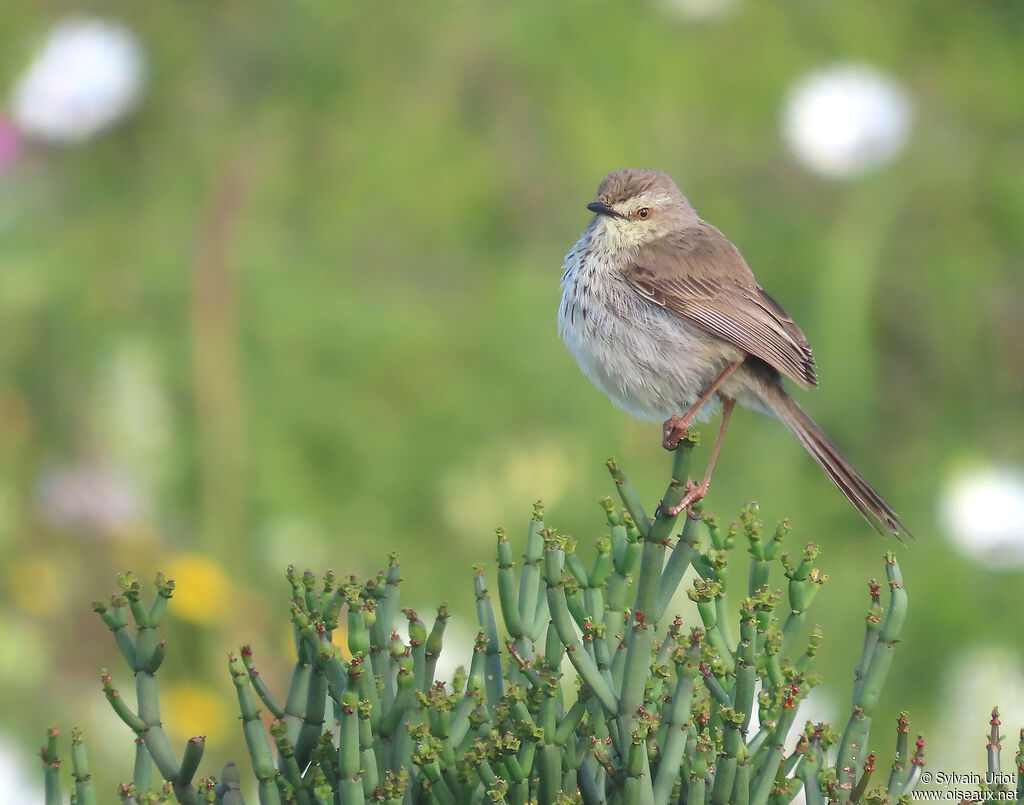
162, 682, 232, 746
332, 621, 351, 660
165, 555, 230, 625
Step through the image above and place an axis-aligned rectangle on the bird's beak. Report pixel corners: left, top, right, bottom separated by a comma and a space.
587, 201, 624, 219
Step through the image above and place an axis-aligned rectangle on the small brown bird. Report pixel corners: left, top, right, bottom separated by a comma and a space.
559, 168, 910, 539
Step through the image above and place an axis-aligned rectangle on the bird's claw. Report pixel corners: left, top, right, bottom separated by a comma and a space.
662, 416, 692, 451
663, 478, 709, 518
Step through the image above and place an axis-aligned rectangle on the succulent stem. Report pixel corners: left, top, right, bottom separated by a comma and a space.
65, 454, 928, 805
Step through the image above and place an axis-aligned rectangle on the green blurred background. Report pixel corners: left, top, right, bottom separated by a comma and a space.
2, 0, 1023, 792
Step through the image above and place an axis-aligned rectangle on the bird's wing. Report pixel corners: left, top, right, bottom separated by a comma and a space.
622, 222, 819, 389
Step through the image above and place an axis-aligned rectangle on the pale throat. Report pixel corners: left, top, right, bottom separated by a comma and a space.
588, 217, 647, 254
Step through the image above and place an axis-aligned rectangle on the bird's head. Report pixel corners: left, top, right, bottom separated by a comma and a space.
586, 169, 697, 251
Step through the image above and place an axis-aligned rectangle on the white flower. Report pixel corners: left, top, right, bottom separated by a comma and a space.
931, 646, 1024, 772
0, 736, 41, 804
656, 0, 739, 23
10, 18, 145, 144
780, 63, 912, 180
36, 462, 144, 537
940, 464, 1024, 567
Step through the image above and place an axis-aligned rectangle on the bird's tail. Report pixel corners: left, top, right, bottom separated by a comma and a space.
763, 384, 913, 541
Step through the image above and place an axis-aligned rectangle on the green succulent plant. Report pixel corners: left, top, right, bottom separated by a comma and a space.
46, 440, 1018, 804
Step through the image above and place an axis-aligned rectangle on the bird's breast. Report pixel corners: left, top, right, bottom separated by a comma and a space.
558, 234, 745, 422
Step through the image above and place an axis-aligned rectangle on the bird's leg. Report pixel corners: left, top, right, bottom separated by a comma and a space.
665, 396, 736, 518
662, 357, 745, 450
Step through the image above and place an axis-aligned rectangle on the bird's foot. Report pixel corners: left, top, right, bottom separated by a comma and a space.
662, 416, 692, 451
664, 478, 709, 518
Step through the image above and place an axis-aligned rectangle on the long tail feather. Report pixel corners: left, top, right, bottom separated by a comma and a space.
764, 385, 913, 541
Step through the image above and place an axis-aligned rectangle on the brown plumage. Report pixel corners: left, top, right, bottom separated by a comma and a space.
560, 168, 912, 540
623, 223, 819, 389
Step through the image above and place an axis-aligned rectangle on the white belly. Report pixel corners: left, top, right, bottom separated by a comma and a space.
558, 234, 750, 423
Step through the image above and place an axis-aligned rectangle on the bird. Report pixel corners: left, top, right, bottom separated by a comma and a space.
558, 168, 911, 539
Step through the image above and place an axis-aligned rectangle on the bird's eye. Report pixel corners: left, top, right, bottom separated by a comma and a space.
637, 208, 651, 219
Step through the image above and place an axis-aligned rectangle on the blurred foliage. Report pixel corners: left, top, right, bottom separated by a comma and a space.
1, 0, 1022, 792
